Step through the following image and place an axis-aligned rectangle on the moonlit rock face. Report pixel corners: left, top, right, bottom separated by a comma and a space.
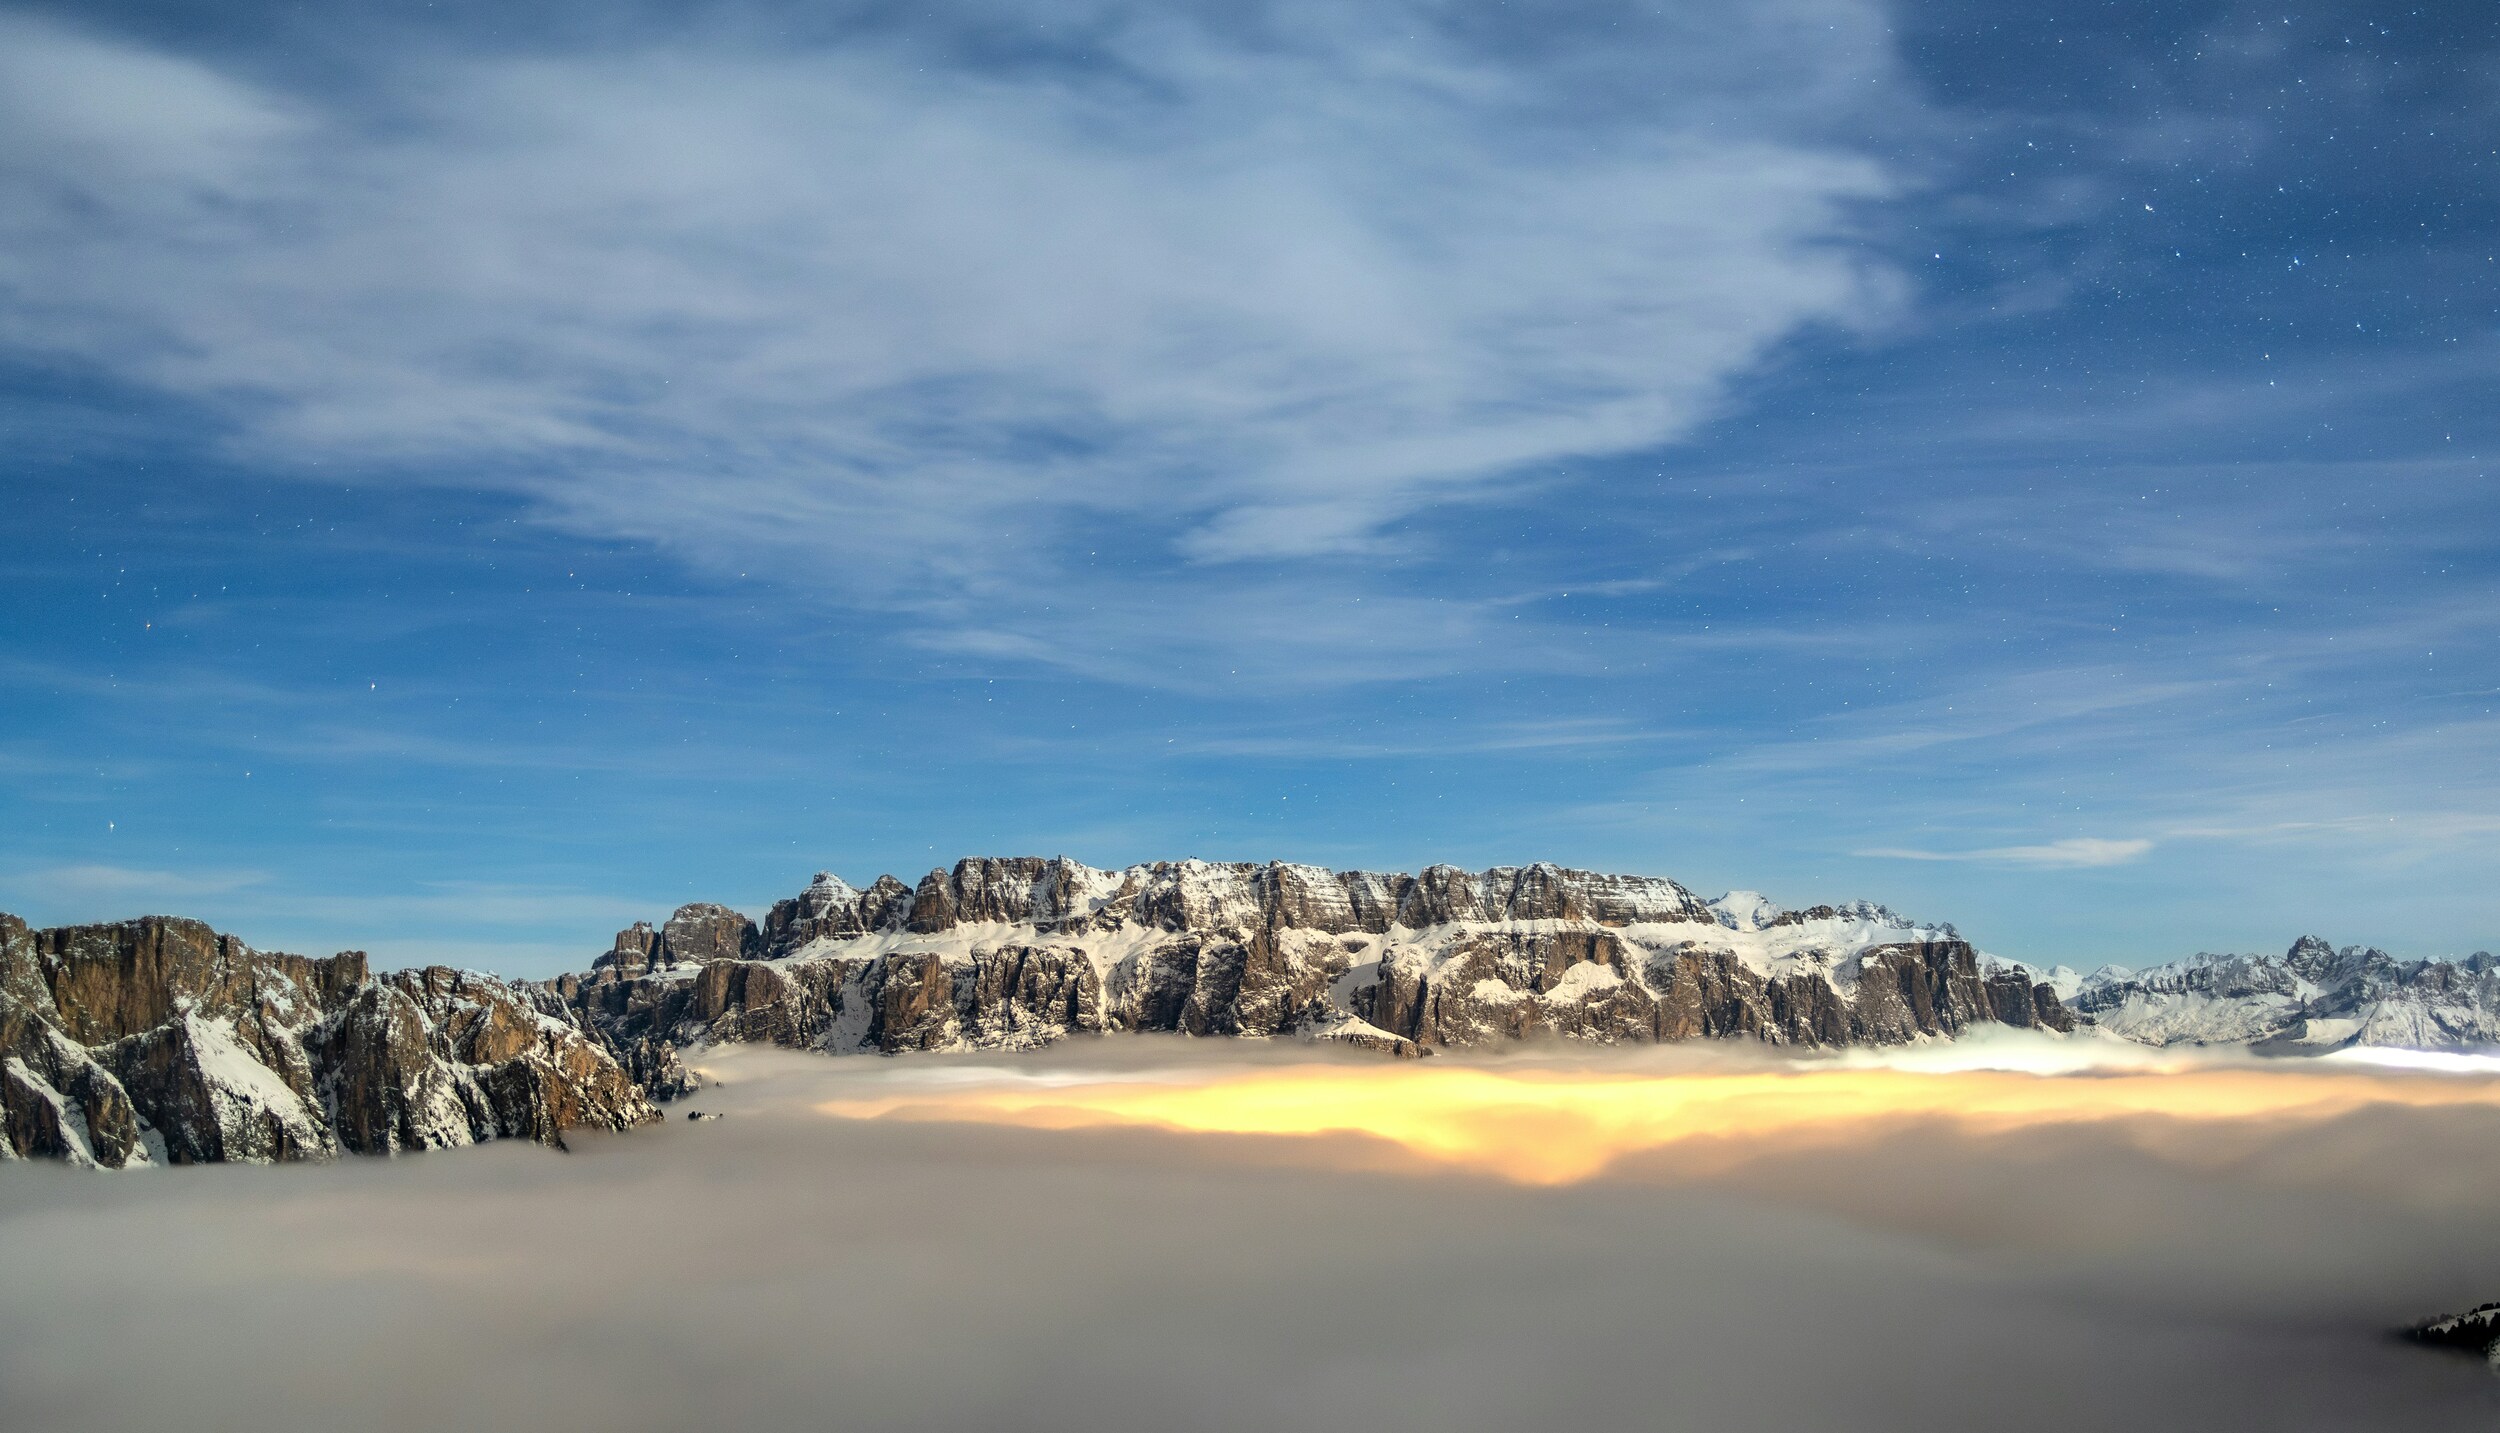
571, 857, 2072, 1062
658, 904, 759, 965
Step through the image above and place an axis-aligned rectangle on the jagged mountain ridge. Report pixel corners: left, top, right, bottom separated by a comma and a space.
12, 854, 2493, 1171
757, 858, 1729, 947
0, 911, 673, 1170
2073, 935, 2500, 1050
1, 856, 2065, 1167
560, 857, 2072, 1062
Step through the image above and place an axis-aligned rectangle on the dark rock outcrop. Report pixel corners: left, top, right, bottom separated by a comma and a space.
2403, 1302, 2500, 1371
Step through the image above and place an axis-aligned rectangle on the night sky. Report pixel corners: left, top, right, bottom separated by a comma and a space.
2, 0, 2494, 974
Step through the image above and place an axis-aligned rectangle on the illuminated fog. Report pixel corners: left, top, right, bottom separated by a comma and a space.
6, 1039, 2500, 1431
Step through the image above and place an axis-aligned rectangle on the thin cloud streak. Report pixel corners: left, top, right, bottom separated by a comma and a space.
8, 864, 270, 901
1856, 838, 2154, 869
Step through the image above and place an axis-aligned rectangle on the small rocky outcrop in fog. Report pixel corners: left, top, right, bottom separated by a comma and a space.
2403, 1303, 2500, 1370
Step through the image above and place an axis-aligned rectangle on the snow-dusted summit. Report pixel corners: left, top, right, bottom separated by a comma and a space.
2073, 935, 2500, 1051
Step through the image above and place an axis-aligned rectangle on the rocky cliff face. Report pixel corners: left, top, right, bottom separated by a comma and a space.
560, 858, 2074, 1062
0, 912, 664, 1169
26, 852, 2494, 1177
2073, 936, 2500, 1050
20, 851, 2493, 1177
66, 855, 2498, 1172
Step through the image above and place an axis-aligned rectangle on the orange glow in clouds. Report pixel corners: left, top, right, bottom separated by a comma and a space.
816, 1054, 2500, 1184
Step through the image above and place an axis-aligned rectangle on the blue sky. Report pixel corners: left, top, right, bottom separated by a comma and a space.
2, 0, 2495, 975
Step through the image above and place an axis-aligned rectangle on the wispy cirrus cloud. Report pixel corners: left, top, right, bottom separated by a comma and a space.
0, 2, 1905, 674
8, 863, 270, 902
1855, 838, 2153, 870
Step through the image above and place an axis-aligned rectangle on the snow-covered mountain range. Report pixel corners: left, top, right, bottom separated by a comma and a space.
4, 856, 2493, 1167
2068, 935, 2500, 1050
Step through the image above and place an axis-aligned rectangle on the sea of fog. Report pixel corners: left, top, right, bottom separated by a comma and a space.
7, 1033, 2500, 1431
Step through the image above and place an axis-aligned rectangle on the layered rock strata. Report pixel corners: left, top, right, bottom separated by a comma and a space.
562, 858, 2075, 1062
0, 912, 664, 1169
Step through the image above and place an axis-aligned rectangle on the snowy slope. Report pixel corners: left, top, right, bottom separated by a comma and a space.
2074, 937, 2500, 1050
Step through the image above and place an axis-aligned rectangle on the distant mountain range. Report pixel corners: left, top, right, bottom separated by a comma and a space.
2067, 935, 2500, 1050
4, 857, 2493, 1168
